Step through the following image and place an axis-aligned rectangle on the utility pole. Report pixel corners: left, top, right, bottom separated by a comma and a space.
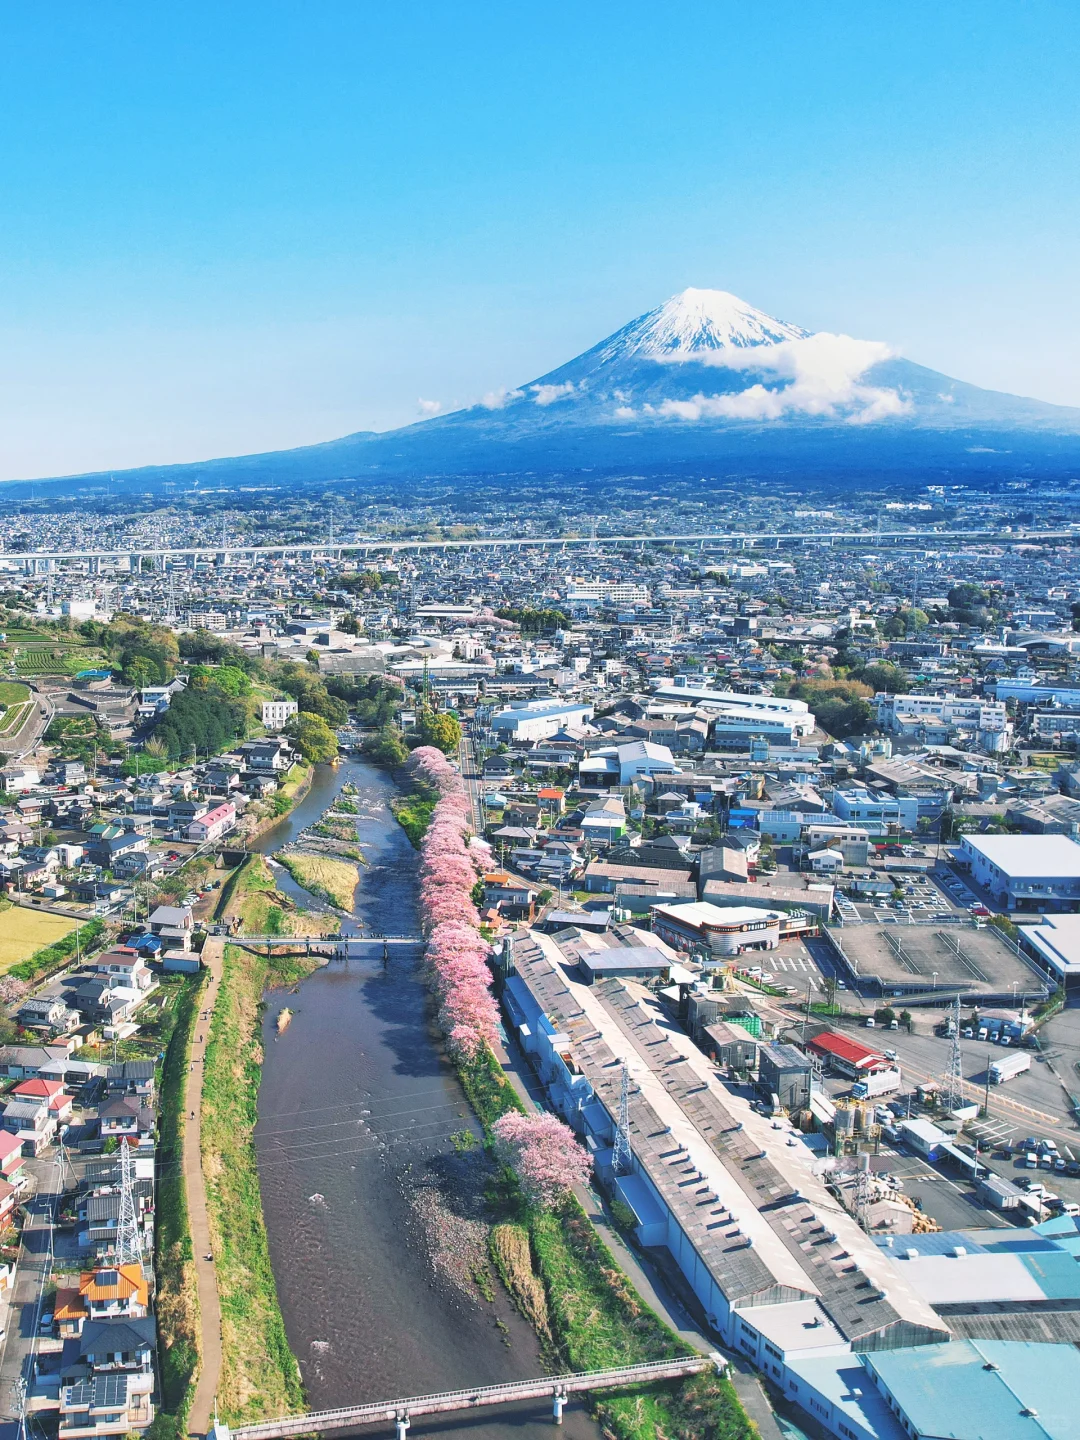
941, 994, 964, 1115
116, 1137, 144, 1267
612, 1062, 632, 1177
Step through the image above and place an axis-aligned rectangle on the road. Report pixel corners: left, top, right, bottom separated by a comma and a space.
0, 1154, 65, 1440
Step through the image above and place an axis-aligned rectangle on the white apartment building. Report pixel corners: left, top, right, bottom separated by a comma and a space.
261, 699, 299, 732
875, 692, 1010, 753
565, 579, 651, 608
653, 680, 816, 737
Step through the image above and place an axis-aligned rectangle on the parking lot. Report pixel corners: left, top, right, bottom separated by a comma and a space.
834, 867, 978, 926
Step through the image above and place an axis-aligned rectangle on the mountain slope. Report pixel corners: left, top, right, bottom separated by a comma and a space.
16, 288, 1080, 492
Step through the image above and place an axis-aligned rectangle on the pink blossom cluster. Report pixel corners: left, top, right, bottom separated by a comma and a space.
491, 1110, 593, 1209
0, 977, 28, 1005
405, 747, 499, 1061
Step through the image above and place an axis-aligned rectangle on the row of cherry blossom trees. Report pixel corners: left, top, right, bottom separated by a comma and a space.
405, 745, 591, 1207
407, 746, 501, 1061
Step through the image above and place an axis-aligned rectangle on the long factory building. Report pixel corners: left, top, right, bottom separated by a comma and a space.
497, 923, 1080, 1440
499, 925, 947, 1354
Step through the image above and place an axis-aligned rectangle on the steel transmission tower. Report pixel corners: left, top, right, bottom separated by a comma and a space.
941, 995, 965, 1114
611, 1062, 632, 1176
116, 1138, 144, 1267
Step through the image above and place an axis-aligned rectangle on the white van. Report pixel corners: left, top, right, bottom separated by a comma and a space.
865, 1017, 876, 1028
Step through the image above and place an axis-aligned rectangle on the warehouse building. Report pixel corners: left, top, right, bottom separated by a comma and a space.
497, 925, 947, 1358
955, 833, 1080, 912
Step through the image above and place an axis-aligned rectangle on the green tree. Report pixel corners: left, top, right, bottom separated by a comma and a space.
188, 664, 251, 698
861, 662, 909, 694
285, 711, 339, 764
415, 706, 461, 755
363, 724, 409, 767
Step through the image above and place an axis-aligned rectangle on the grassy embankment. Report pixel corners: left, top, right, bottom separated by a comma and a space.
153, 971, 206, 1438
201, 943, 322, 1423
215, 854, 337, 937
276, 853, 358, 910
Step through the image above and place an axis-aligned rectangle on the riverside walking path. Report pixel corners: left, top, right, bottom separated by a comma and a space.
186, 937, 225, 1439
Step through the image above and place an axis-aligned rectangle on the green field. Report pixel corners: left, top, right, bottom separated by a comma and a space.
0, 681, 29, 707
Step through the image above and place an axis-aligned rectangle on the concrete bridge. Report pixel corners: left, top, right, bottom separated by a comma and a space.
224, 933, 424, 961
216, 1354, 718, 1439
7, 524, 1080, 574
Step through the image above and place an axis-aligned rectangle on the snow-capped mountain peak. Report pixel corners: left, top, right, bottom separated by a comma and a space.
594, 287, 810, 363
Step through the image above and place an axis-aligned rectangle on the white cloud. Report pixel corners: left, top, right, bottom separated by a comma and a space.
531, 381, 576, 406
417, 397, 442, 416
478, 387, 524, 410
653, 331, 910, 425
614, 405, 636, 418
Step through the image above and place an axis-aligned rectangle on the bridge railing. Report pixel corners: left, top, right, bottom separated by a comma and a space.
229, 1354, 716, 1439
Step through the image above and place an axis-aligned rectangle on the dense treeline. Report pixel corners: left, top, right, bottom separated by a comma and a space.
495, 605, 569, 634
155, 688, 247, 760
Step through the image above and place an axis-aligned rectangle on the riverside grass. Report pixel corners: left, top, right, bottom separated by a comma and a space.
390, 792, 438, 848
276, 852, 359, 910
153, 971, 205, 1435
202, 944, 319, 1423
215, 854, 337, 937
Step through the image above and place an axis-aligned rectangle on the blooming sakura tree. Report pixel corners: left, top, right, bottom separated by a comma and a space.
403, 744, 499, 1061
491, 1111, 593, 1209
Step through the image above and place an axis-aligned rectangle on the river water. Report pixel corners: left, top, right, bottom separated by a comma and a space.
250, 759, 601, 1439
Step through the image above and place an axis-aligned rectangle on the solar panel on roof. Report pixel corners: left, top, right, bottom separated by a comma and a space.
94, 1373, 128, 1407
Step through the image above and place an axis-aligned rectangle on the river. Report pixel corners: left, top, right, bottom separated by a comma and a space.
250, 758, 602, 1439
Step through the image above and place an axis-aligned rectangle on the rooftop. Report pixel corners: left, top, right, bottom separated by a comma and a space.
865, 1338, 1080, 1440
961, 833, 1080, 877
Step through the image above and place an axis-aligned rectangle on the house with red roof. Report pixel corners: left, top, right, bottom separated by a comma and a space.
12, 1076, 73, 1123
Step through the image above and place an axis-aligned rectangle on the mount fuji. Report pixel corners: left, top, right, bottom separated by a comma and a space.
21, 287, 1080, 492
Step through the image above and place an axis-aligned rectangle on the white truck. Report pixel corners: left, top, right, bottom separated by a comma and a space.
989, 1051, 1031, 1085
852, 1068, 903, 1100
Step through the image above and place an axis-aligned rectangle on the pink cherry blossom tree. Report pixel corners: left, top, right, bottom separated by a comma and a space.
491, 1111, 593, 1209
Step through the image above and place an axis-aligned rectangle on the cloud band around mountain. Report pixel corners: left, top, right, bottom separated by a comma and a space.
644, 332, 910, 425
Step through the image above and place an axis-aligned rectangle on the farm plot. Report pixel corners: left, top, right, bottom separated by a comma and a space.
0, 906, 77, 973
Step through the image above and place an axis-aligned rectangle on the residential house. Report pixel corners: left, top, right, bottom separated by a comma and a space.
97, 1099, 151, 1142
167, 797, 207, 831
89, 949, 152, 991
105, 1062, 155, 1105
89, 833, 148, 872
187, 801, 236, 843
0, 1129, 28, 1185
17, 996, 78, 1035
147, 905, 194, 950
58, 1317, 157, 1436
12, 1077, 74, 1124
1, 1097, 57, 1154
482, 873, 539, 922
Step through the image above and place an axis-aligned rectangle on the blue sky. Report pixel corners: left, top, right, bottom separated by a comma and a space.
2, 2, 1079, 479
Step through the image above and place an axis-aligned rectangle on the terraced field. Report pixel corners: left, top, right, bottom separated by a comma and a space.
7, 647, 104, 675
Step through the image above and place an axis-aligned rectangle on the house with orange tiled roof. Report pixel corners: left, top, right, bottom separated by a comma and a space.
54, 1286, 89, 1338
78, 1264, 148, 1320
